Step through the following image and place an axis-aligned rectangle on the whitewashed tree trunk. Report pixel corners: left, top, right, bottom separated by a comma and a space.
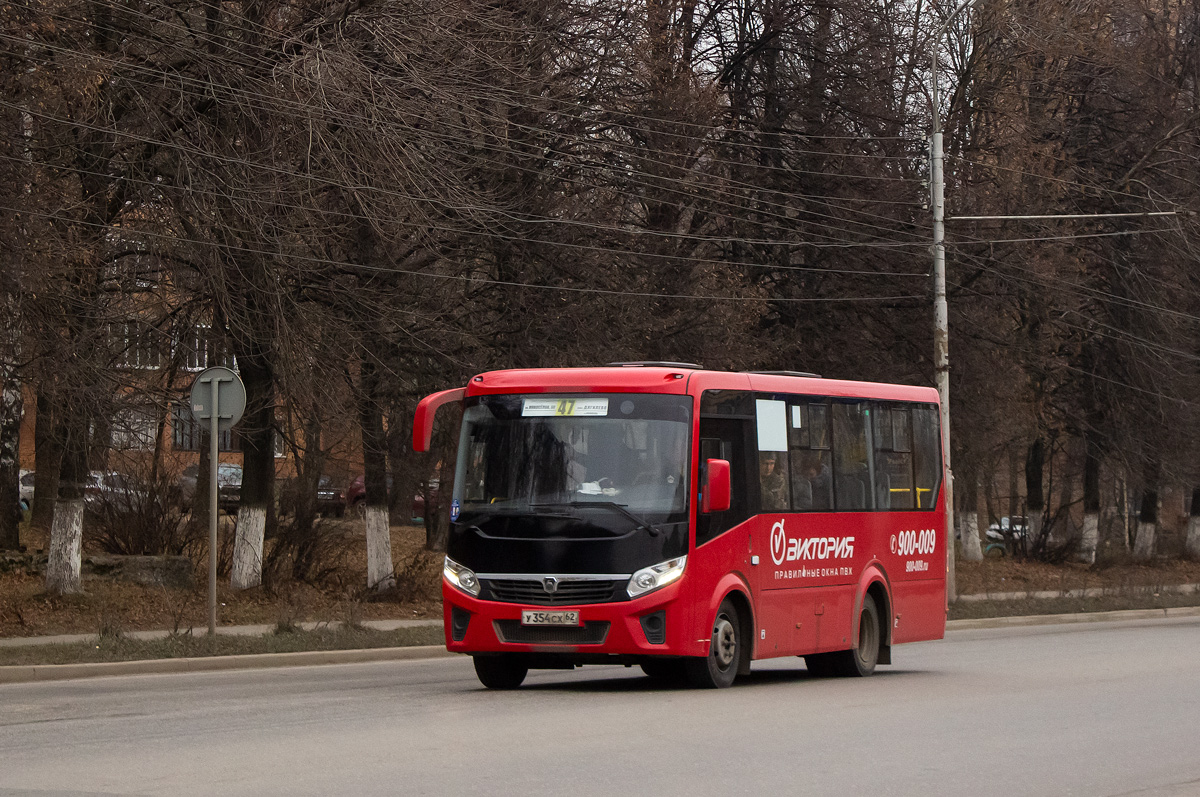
364, 505, 395, 590
1080, 513, 1099, 564
1133, 521, 1155, 561
961, 511, 982, 561
0, 284, 23, 550
231, 505, 266, 589
1027, 512, 1043, 550
46, 498, 84, 594
1186, 516, 1200, 558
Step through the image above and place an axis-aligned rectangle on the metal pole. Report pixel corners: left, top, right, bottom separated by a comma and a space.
208, 379, 220, 636
931, 35, 956, 605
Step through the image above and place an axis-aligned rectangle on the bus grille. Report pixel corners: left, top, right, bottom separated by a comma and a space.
484, 579, 622, 606
493, 620, 611, 645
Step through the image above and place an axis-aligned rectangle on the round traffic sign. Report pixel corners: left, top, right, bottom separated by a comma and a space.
190, 366, 247, 432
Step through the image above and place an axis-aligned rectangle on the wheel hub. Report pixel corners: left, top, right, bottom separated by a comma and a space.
713, 617, 737, 668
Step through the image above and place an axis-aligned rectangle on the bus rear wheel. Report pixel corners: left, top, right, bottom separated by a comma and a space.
472, 655, 528, 689
685, 598, 742, 689
808, 594, 881, 678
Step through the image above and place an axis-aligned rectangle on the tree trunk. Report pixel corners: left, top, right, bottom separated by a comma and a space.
1025, 437, 1045, 549
231, 354, 274, 590
387, 403, 431, 523
1080, 437, 1101, 564
1133, 464, 1158, 562
31, 387, 60, 532
1186, 488, 1200, 558
45, 412, 88, 594
958, 463, 982, 561
358, 354, 394, 590
0, 345, 21, 550
191, 426, 211, 531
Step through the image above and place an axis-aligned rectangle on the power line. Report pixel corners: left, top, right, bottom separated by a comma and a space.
0, 151, 932, 276
0, 82, 928, 248
1, 201, 928, 304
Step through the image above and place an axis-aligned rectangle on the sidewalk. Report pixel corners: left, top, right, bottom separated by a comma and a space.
0, 618, 442, 649
956, 582, 1200, 603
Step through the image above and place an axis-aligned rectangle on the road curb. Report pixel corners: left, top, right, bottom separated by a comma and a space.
4, 607, 1199, 686
947, 605, 1200, 631
0, 644, 459, 685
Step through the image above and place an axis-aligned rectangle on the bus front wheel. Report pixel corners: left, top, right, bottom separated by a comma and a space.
686, 598, 741, 689
473, 655, 528, 689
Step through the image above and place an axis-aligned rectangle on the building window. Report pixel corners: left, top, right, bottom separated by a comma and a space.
111, 322, 164, 370
178, 325, 235, 372
172, 405, 239, 451
112, 406, 158, 450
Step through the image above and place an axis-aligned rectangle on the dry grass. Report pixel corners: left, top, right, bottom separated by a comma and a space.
1, 521, 442, 638
6, 520, 1200, 640
955, 555, 1200, 598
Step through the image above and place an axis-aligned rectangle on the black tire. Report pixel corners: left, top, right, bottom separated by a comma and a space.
805, 594, 882, 678
640, 659, 687, 682
844, 593, 881, 676
473, 655, 528, 689
685, 598, 742, 688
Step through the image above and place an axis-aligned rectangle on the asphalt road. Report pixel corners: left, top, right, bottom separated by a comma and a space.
2, 616, 1199, 797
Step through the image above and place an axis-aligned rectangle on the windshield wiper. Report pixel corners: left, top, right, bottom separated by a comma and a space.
531, 501, 663, 537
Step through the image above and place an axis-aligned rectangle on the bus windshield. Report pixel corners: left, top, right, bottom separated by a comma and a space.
453, 393, 691, 526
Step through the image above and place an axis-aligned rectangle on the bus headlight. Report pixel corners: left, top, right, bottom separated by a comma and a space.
444, 556, 481, 596
627, 555, 686, 598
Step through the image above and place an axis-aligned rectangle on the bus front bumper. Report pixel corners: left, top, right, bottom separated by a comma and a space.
441, 579, 702, 659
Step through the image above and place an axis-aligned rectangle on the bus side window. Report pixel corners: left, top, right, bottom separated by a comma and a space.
787, 400, 832, 511
873, 404, 915, 510
912, 405, 943, 509
832, 401, 873, 511
756, 398, 791, 512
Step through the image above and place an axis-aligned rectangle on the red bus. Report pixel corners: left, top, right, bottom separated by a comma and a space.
414, 363, 946, 689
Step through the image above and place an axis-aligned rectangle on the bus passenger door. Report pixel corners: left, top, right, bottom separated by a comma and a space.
695, 416, 756, 648
696, 418, 751, 549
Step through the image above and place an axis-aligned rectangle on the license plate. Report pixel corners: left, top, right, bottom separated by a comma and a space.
521, 610, 580, 626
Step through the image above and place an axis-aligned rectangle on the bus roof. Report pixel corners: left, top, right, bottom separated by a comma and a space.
463, 366, 939, 405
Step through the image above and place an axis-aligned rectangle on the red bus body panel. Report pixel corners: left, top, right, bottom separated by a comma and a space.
435, 366, 946, 662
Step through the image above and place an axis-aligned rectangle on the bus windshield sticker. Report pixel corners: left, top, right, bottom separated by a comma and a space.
791, 405, 804, 428
755, 399, 788, 452
522, 398, 610, 417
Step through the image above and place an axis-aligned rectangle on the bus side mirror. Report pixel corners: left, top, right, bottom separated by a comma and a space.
702, 459, 731, 513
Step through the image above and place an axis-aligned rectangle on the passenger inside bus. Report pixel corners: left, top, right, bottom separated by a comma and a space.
792, 452, 832, 511
759, 452, 789, 510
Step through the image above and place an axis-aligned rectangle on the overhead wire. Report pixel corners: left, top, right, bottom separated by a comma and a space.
0, 151, 932, 276
0, 201, 929, 304
0, 73, 927, 250
0, 9, 931, 237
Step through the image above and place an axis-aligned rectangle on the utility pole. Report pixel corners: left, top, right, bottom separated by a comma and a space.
929, 0, 977, 605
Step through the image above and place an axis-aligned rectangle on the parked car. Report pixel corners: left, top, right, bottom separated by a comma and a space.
315, 476, 347, 517
175, 463, 243, 513
346, 474, 437, 522
985, 516, 1028, 558
84, 471, 149, 515
277, 475, 347, 518
18, 469, 34, 513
